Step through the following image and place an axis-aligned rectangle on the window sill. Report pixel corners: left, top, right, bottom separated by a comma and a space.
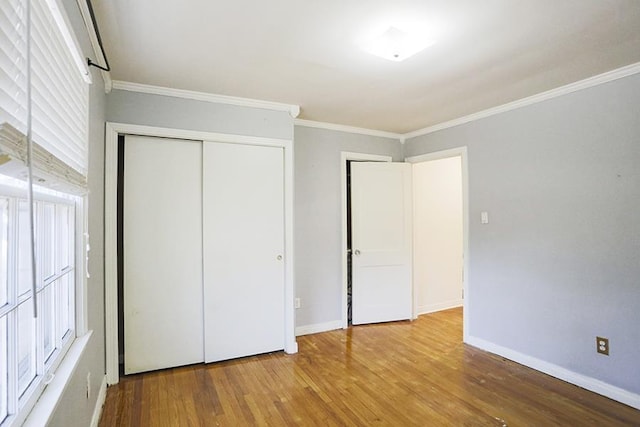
22, 330, 93, 427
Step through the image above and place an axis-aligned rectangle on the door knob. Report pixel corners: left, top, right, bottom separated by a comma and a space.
277, 255, 283, 261
354, 249, 361, 256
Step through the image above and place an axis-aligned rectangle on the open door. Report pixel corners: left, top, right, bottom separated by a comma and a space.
351, 162, 412, 325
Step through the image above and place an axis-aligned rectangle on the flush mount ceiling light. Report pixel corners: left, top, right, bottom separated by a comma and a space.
362, 26, 436, 62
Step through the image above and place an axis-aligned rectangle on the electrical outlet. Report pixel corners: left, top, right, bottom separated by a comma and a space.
596, 337, 609, 356
294, 298, 301, 309
86, 372, 91, 399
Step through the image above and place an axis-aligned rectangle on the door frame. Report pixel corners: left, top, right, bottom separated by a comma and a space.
405, 147, 469, 342
105, 122, 297, 385
340, 152, 392, 329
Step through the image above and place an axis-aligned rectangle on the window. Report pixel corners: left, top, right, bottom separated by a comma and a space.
0, 0, 90, 424
0, 181, 80, 426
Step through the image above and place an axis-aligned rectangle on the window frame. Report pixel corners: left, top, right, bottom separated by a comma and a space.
0, 182, 87, 427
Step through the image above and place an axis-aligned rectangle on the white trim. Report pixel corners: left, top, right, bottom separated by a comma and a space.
111, 81, 300, 117
405, 147, 468, 164
283, 139, 298, 354
417, 300, 463, 316
406, 147, 469, 343
106, 122, 291, 148
75, 0, 112, 91
22, 331, 93, 427
76, 196, 89, 335
404, 61, 640, 140
467, 335, 640, 410
296, 320, 343, 337
45, 0, 92, 84
89, 375, 107, 427
295, 119, 403, 141
340, 152, 393, 329
104, 124, 118, 385
104, 122, 297, 385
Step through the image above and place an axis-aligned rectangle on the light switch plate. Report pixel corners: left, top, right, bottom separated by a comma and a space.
481, 211, 489, 224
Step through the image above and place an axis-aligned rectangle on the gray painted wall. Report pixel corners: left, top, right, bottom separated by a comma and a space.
107, 90, 294, 140
404, 73, 640, 395
293, 126, 402, 328
48, 0, 106, 425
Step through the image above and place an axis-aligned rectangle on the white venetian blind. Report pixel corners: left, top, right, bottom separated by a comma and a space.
31, 0, 89, 176
0, 0, 27, 134
0, 0, 90, 193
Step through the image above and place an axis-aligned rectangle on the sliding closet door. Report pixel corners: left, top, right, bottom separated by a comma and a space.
123, 135, 204, 374
203, 142, 285, 362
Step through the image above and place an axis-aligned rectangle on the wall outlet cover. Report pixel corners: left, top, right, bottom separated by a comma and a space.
596, 336, 609, 356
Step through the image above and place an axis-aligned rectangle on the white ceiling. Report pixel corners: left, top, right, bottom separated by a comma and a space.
92, 0, 640, 134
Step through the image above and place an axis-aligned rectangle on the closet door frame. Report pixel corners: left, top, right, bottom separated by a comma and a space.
104, 122, 297, 385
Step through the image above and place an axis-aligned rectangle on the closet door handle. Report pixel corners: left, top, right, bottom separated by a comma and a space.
277, 255, 283, 261
354, 249, 361, 256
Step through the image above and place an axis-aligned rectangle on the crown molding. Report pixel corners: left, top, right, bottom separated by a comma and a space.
294, 119, 403, 141
108, 61, 640, 139
111, 81, 300, 117
404, 61, 640, 141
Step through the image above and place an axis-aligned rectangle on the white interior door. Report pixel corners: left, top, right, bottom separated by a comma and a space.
351, 162, 412, 325
203, 142, 285, 362
123, 135, 204, 374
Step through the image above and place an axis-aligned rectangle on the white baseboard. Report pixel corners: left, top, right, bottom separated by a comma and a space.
296, 320, 343, 336
418, 299, 463, 315
466, 336, 640, 410
90, 375, 108, 427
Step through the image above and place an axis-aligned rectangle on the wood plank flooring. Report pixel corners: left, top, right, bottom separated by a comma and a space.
99, 308, 640, 426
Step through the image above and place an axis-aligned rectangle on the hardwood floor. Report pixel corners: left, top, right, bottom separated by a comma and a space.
99, 308, 640, 426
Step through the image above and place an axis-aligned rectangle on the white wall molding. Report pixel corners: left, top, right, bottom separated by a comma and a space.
106, 123, 291, 148
417, 300, 463, 316
111, 81, 300, 117
404, 61, 640, 140
296, 320, 343, 336
104, 124, 119, 385
90, 375, 108, 427
295, 119, 403, 141
108, 62, 640, 138
466, 336, 640, 410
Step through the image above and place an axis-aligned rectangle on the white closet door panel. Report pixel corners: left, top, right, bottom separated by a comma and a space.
124, 135, 204, 374
203, 142, 285, 363
351, 162, 412, 325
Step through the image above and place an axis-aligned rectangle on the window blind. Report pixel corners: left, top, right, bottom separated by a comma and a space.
31, 0, 88, 176
0, 0, 27, 135
0, 0, 89, 191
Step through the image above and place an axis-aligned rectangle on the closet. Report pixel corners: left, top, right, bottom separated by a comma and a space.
123, 135, 285, 374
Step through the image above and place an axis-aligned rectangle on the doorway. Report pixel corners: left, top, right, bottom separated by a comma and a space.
406, 147, 469, 340
411, 156, 463, 314
341, 148, 469, 338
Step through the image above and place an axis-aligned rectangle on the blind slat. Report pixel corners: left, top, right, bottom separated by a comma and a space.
0, 0, 89, 186
31, 0, 87, 175
31, 69, 86, 141
0, 0, 26, 134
